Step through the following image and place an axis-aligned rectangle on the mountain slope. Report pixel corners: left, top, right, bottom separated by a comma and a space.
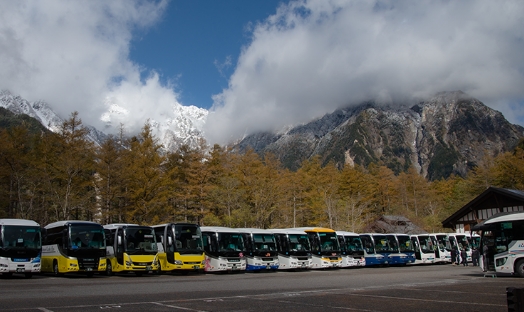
235, 91, 524, 180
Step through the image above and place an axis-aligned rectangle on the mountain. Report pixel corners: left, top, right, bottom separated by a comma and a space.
235, 91, 524, 180
0, 90, 207, 150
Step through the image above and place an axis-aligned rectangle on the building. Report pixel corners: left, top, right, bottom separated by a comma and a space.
442, 187, 524, 232
363, 215, 426, 234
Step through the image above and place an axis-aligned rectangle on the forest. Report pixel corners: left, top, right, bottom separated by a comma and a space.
1, 112, 524, 232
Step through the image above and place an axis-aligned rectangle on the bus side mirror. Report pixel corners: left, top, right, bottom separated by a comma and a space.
168, 237, 173, 246
117, 236, 122, 245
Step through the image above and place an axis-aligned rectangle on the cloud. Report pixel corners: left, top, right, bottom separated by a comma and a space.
205, 0, 524, 144
0, 0, 170, 134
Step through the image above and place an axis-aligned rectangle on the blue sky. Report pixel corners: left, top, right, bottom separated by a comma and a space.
129, 1, 286, 109
1, 1, 523, 144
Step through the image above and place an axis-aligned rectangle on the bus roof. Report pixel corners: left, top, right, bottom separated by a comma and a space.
267, 228, 308, 235
152, 223, 200, 228
235, 228, 275, 234
45, 220, 102, 229
0, 219, 40, 226
103, 223, 141, 230
484, 212, 524, 224
336, 231, 359, 236
200, 226, 240, 233
291, 227, 336, 233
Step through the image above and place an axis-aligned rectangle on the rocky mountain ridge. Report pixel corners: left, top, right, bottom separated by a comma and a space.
235, 91, 524, 180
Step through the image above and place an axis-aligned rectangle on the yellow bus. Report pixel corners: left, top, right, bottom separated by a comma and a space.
103, 224, 159, 276
42, 220, 106, 276
292, 227, 342, 269
153, 223, 205, 273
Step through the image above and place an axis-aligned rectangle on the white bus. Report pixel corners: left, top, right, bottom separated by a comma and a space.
237, 228, 279, 271
430, 233, 452, 264
390, 234, 415, 265
293, 227, 342, 269
337, 231, 365, 267
474, 212, 524, 277
0, 219, 42, 278
269, 229, 312, 270
42, 220, 106, 276
359, 233, 387, 266
410, 234, 435, 265
448, 233, 472, 263
103, 224, 158, 276
200, 226, 246, 272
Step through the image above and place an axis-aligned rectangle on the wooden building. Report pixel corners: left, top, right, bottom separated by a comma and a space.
442, 187, 524, 232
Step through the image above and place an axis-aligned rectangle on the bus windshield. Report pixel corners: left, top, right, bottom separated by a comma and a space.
435, 235, 451, 252
397, 236, 413, 252
218, 233, 244, 252
386, 235, 399, 253
1, 225, 41, 249
418, 235, 434, 253
319, 232, 339, 251
360, 235, 375, 254
253, 234, 276, 251
125, 228, 157, 255
69, 225, 105, 250
288, 234, 310, 252
174, 225, 203, 254
344, 236, 364, 254
373, 235, 389, 254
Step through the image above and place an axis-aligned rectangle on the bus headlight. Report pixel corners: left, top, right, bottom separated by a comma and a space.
0, 263, 8, 267
174, 260, 183, 265
496, 257, 508, 267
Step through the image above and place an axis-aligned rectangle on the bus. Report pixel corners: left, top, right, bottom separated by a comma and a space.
410, 234, 435, 265
474, 212, 524, 277
103, 224, 158, 276
269, 229, 312, 270
336, 231, 365, 267
153, 223, 205, 273
293, 227, 342, 269
200, 226, 246, 272
430, 233, 452, 264
237, 228, 279, 271
42, 220, 106, 276
0, 219, 42, 278
359, 233, 387, 266
395, 234, 416, 265
448, 233, 471, 263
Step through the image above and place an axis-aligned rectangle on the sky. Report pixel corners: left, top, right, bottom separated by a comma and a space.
1, 0, 524, 145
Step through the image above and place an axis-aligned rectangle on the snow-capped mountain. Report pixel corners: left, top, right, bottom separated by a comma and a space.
0, 89, 208, 150
100, 96, 208, 150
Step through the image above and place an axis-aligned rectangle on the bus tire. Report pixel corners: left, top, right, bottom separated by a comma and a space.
515, 259, 524, 277
155, 262, 162, 275
53, 260, 61, 276
24, 273, 33, 278
105, 261, 113, 276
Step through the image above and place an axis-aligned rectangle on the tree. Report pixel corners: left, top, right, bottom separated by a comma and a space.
124, 122, 169, 224
39, 112, 96, 221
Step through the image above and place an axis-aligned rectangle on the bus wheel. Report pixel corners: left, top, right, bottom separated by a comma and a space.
155, 263, 162, 275
53, 260, 61, 276
24, 273, 33, 278
105, 261, 113, 276
515, 259, 524, 277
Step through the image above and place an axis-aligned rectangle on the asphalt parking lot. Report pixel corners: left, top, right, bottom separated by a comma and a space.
1, 264, 523, 311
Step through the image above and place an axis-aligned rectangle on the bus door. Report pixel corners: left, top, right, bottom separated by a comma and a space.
431, 236, 441, 259
166, 228, 175, 263
411, 237, 421, 260
116, 228, 124, 265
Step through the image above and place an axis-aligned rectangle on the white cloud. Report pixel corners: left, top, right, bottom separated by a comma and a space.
205, 0, 524, 144
0, 0, 170, 134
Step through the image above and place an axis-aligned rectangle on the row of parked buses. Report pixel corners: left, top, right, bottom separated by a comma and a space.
2, 214, 523, 278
